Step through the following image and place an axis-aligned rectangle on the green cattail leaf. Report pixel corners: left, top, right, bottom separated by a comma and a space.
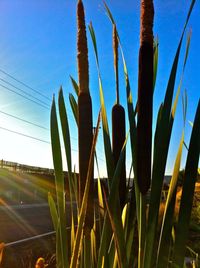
183, 30, 192, 71
48, 193, 63, 268
89, 23, 99, 66
144, 2, 196, 266
56, 219, 62, 268
107, 133, 129, 267
70, 112, 101, 268
97, 133, 129, 268
101, 134, 129, 268
58, 88, 75, 235
156, 132, 184, 267
91, 218, 97, 266
172, 100, 200, 268
59, 87, 72, 179
71, 214, 75, 254
50, 97, 68, 268
163, 0, 195, 121
172, 31, 191, 119
69, 93, 78, 126
104, 1, 116, 27
48, 192, 58, 231
104, 193, 128, 268
84, 237, 91, 268
70, 75, 79, 96
182, 90, 187, 126
171, 79, 182, 119
72, 169, 79, 213
89, 22, 114, 185
153, 38, 159, 91
97, 177, 104, 217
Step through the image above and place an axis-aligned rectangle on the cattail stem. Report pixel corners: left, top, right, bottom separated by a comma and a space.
137, 0, 154, 195
77, 0, 93, 233
112, 24, 126, 209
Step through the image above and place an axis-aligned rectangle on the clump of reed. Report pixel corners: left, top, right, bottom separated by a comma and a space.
47, 0, 200, 267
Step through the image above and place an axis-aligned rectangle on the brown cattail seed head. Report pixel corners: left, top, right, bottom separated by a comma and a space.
137, 0, 154, 194
77, 0, 89, 94
140, 0, 154, 45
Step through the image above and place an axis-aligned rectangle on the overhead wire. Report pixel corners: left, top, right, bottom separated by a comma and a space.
0, 126, 78, 153
0, 77, 50, 107
0, 68, 78, 123
0, 68, 52, 102
0, 83, 76, 123
0, 110, 49, 131
0, 83, 49, 110
0, 126, 50, 144
0, 70, 106, 161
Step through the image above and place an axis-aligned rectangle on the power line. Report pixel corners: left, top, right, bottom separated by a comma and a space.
0, 126, 50, 144
0, 82, 78, 124
0, 70, 78, 123
0, 126, 78, 152
0, 83, 49, 110
0, 109, 79, 140
0, 110, 49, 131
0, 125, 106, 164
0, 68, 51, 102
0, 78, 50, 107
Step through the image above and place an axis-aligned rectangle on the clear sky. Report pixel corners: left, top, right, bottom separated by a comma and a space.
0, 0, 199, 177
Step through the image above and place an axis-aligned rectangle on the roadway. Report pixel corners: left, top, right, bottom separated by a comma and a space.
0, 203, 73, 243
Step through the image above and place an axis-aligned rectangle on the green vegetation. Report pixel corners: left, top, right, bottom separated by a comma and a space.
1, 0, 198, 267
48, 0, 200, 267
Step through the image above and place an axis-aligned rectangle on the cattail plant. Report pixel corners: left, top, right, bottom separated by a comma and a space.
48, 1, 198, 267
112, 24, 126, 208
77, 0, 94, 234
137, 0, 154, 194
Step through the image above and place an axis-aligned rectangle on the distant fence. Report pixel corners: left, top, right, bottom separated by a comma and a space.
0, 159, 55, 175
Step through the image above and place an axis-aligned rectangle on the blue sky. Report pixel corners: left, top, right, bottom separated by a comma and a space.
0, 0, 199, 177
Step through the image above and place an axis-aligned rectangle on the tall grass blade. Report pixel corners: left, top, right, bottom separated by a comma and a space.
58, 88, 72, 182
69, 93, 78, 126
97, 177, 105, 217
96, 133, 129, 268
144, 2, 195, 266
91, 219, 97, 267
153, 38, 158, 91
104, 192, 127, 268
56, 219, 62, 268
48, 192, 58, 231
84, 236, 91, 268
183, 30, 192, 71
172, 100, 200, 267
162, 0, 195, 120
70, 75, 79, 96
156, 132, 184, 267
58, 87, 75, 256
51, 97, 68, 268
89, 23, 114, 184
